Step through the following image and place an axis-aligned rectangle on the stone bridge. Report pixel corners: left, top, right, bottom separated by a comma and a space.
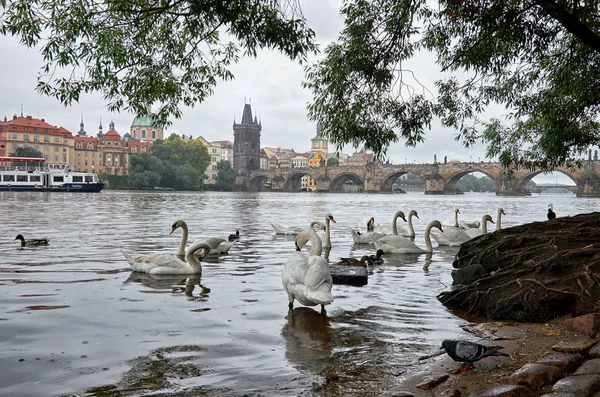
238, 160, 600, 197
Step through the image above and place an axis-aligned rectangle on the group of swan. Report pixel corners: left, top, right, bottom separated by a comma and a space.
123, 219, 236, 275
274, 213, 336, 249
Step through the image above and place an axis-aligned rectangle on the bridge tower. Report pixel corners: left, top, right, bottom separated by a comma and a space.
233, 101, 261, 174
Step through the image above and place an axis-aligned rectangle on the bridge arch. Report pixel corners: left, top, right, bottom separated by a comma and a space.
443, 168, 499, 193
247, 175, 271, 192
380, 170, 426, 193
329, 172, 364, 192
284, 170, 316, 192
516, 170, 578, 193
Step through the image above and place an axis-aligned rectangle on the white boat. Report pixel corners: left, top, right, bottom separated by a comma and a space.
0, 156, 105, 192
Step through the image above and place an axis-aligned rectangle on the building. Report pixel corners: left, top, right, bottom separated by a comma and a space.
260, 149, 268, 169
198, 136, 223, 182
212, 140, 233, 164
310, 122, 329, 153
0, 114, 73, 165
233, 102, 261, 173
130, 113, 164, 142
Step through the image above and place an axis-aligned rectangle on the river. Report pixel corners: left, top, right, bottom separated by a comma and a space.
0, 191, 597, 397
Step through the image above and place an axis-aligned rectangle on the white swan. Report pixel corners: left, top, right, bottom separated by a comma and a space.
270, 222, 304, 235
350, 229, 386, 244
122, 240, 211, 275
322, 213, 336, 249
431, 217, 471, 247
443, 208, 461, 227
460, 220, 480, 230
171, 219, 234, 256
374, 220, 443, 254
283, 223, 334, 310
464, 214, 495, 238
385, 209, 418, 238
496, 208, 506, 231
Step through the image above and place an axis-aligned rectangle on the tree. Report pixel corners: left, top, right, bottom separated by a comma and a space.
10, 147, 44, 159
327, 157, 339, 167
303, 0, 600, 172
128, 153, 164, 189
215, 160, 237, 191
1, 0, 316, 126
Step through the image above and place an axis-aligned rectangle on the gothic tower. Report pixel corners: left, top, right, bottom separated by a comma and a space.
233, 102, 261, 173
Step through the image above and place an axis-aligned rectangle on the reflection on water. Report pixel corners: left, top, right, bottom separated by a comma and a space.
0, 191, 596, 396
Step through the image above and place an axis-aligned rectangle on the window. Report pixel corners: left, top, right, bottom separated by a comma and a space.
44, 145, 49, 151
44, 137, 49, 142
12, 143, 18, 149
11, 133, 17, 139
54, 156, 59, 161
152, 130, 156, 139
23, 134, 30, 141
141, 147, 146, 152
17, 175, 28, 182
131, 147, 137, 153
76, 142, 83, 149
55, 146, 60, 152
53, 176, 64, 182
44, 155, 49, 160
30, 175, 41, 182
24, 144, 30, 148
78, 153, 82, 157
87, 143, 94, 150
85, 176, 95, 183
23, 127, 27, 132
34, 136, 40, 142
3, 175, 15, 182
34, 145, 39, 150
141, 129, 146, 138
44, 129, 48, 134
73, 176, 83, 183
54, 137, 60, 143
212, 156, 216, 162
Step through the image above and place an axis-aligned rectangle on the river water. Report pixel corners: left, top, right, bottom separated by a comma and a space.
0, 190, 598, 397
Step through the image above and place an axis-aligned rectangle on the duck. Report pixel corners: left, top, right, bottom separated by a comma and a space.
369, 249, 385, 265
547, 203, 556, 220
335, 255, 372, 267
283, 222, 334, 311
495, 208, 506, 231
122, 240, 212, 275
228, 230, 240, 242
374, 220, 443, 254
170, 219, 234, 256
366, 217, 375, 232
464, 214, 494, 238
14, 234, 49, 247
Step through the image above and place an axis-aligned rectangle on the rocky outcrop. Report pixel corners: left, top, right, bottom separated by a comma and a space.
438, 212, 600, 323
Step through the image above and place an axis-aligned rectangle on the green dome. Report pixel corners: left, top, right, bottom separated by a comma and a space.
131, 113, 159, 127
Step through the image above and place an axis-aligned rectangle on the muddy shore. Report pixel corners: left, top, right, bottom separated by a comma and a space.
379, 316, 593, 396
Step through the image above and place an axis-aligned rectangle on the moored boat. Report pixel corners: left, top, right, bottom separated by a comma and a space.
0, 157, 106, 192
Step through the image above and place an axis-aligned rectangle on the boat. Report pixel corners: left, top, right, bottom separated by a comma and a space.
0, 156, 106, 192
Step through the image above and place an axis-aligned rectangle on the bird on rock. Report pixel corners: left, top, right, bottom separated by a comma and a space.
441, 340, 510, 372
547, 203, 556, 220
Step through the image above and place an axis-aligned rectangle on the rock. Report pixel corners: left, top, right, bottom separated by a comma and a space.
552, 374, 600, 397
469, 384, 532, 397
438, 212, 600, 322
552, 337, 599, 354
504, 363, 564, 391
575, 359, 600, 376
329, 265, 368, 286
590, 344, 600, 358
377, 391, 415, 397
564, 313, 600, 336
438, 390, 461, 397
415, 373, 449, 390
536, 353, 584, 372
538, 393, 577, 397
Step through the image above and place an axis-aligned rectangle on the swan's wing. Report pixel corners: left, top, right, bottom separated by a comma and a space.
377, 235, 414, 248
200, 237, 227, 250
375, 240, 420, 254
209, 241, 235, 255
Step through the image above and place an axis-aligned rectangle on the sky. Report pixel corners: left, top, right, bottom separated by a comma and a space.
0, 0, 574, 184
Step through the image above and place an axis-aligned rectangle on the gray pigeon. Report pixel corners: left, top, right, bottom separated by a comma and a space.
441, 340, 509, 371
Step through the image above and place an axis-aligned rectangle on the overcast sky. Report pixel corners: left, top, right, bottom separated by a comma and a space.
0, 0, 573, 184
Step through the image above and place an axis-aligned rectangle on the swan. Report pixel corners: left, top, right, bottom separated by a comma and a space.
295, 221, 326, 251
171, 219, 234, 256
14, 234, 49, 247
350, 227, 386, 244
270, 222, 304, 235
547, 203, 556, 220
430, 222, 471, 246
122, 240, 211, 275
374, 220, 443, 254
322, 213, 336, 249
496, 208, 506, 231
464, 214, 495, 238
443, 209, 461, 227
460, 220, 480, 230
283, 222, 334, 310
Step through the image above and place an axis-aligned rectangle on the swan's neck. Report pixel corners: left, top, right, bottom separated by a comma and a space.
407, 213, 415, 237
185, 242, 210, 271
178, 222, 189, 256
324, 218, 331, 246
481, 215, 489, 234
424, 223, 434, 252
496, 211, 502, 231
454, 211, 459, 227
392, 213, 398, 235
309, 229, 323, 256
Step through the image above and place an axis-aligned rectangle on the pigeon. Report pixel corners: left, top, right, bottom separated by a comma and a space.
441, 340, 510, 371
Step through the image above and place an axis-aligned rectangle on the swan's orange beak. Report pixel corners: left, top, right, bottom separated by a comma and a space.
330, 217, 336, 223
295, 241, 301, 251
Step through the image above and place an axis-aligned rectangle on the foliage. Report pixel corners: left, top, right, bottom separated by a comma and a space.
103, 174, 130, 190
304, 0, 600, 171
1, 0, 316, 125
127, 134, 210, 190
455, 175, 496, 193
215, 160, 237, 191
327, 157, 339, 166
10, 146, 44, 159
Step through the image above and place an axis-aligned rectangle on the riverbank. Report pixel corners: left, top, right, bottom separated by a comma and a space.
379, 315, 600, 396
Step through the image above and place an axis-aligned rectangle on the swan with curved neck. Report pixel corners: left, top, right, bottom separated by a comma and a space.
295, 221, 326, 253
443, 209, 461, 227
123, 240, 211, 275
392, 210, 418, 238
374, 220, 443, 254
496, 208, 506, 231
171, 219, 234, 256
283, 222, 333, 310
323, 213, 336, 248
465, 214, 495, 238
